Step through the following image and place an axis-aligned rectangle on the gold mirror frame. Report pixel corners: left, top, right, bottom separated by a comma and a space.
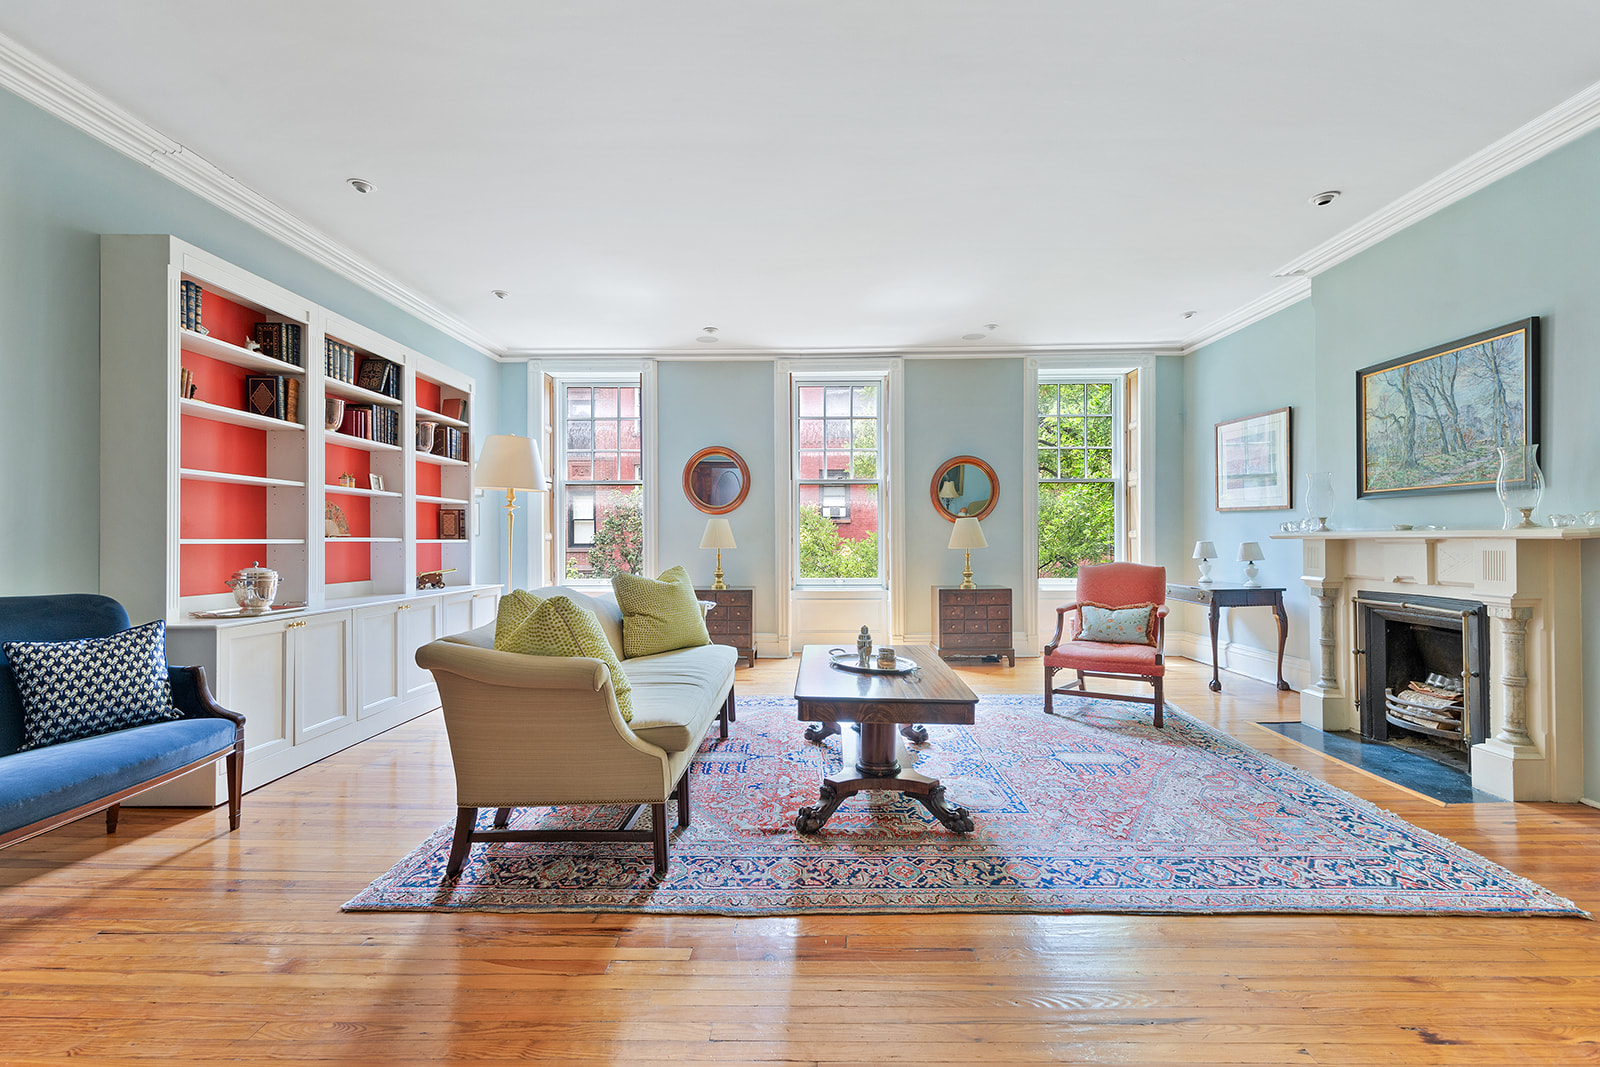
930, 455, 998, 522
683, 446, 751, 515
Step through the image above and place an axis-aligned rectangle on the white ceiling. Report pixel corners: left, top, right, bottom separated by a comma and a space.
4, 1, 1600, 356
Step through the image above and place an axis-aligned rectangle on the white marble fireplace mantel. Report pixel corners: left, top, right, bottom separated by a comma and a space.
1272, 526, 1597, 801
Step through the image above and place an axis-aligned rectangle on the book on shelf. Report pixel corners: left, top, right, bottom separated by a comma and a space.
245, 375, 291, 421
356, 356, 401, 399
441, 396, 468, 421
180, 280, 203, 332
336, 403, 399, 444
325, 338, 357, 383
439, 509, 467, 540
429, 425, 469, 462
252, 322, 303, 366
284, 376, 300, 423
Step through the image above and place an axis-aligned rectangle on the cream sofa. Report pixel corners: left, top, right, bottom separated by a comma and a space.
414, 585, 737, 879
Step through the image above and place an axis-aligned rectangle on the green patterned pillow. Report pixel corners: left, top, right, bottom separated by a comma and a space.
611, 564, 712, 658
501, 596, 633, 721
492, 589, 545, 649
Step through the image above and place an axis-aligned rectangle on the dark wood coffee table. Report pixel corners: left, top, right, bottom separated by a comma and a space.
792, 644, 977, 834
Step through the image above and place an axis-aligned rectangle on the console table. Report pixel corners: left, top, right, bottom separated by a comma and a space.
696, 587, 755, 667
1165, 583, 1290, 693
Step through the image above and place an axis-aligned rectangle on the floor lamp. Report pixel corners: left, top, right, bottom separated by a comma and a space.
474, 434, 547, 589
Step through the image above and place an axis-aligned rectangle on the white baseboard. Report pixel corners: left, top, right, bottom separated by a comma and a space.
1168, 629, 1310, 691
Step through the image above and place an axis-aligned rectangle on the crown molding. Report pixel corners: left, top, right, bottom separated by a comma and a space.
499, 339, 1184, 361
0, 32, 504, 361
1180, 277, 1312, 354
1272, 79, 1600, 280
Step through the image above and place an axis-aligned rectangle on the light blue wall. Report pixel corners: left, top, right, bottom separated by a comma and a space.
903, 359, 1027, 637
0, 88, 502, 597
655, 361, 778, 632
1186, 126, 1600, 801
1182, 301, 1318, 661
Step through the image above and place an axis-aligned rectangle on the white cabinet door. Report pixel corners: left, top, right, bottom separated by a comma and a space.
218, 622, 291, 764
354, 604, 403, 720
440, 592, 475, 638
293, 612, 354, 743
398, 600, 441, 704
469, 589, 499, 630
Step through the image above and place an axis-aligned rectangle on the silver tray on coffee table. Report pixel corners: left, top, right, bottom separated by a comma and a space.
827, 650, 920, 675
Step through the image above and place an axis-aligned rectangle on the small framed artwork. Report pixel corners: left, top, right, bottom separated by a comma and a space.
1356, 318, 1539, 497
369, 474, 385, 492
1215, 407, 1293, 511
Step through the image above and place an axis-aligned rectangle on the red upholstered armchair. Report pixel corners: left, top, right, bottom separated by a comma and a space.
1042, 562, 1169, 727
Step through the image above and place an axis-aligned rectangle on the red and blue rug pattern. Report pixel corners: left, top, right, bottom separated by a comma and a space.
343, 696, 1586, 916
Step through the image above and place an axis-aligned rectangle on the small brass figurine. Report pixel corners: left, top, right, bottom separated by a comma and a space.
856, 626, 873, 668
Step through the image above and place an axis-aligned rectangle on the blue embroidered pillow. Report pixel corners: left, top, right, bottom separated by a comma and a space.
1077, 603, 1157, 645
2, 620, 181, 751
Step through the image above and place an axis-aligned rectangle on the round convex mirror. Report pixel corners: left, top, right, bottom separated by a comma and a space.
931, 455, 998, 521
683, 446, 750, 514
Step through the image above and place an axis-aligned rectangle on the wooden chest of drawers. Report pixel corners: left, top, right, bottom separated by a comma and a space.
934, 587, 1014, 666
696, 587, 756, 667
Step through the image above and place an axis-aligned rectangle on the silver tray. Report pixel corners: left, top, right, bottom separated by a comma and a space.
827, 650, 919, 675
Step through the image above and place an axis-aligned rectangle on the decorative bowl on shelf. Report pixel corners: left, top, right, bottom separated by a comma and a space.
325, 396, 346, 432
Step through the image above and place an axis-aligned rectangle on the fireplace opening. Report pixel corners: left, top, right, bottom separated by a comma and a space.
1354, 592, 1489, 775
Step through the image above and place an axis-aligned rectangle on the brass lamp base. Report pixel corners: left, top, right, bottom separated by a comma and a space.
712, 549, 727, 590
959, 549, 976, 590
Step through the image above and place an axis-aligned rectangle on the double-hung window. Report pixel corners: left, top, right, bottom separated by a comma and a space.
558, 380, 643, 580
795, 381, 883, 582
1037, 379, 1122, 578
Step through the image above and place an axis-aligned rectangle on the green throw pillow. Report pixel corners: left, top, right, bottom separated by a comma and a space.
611, 564, 712, 658
492, 589, 545, 649
501, 595, 633, 721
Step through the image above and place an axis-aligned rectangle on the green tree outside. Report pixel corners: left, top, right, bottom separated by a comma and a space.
798, 505, 879, 579
566, 487, 642, 578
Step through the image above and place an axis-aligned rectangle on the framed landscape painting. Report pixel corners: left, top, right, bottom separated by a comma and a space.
1215, 407, 1293, 511
1356, 318, 1539, 498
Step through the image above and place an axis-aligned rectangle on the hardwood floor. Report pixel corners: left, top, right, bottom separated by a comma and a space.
2, 655, 1598, 1065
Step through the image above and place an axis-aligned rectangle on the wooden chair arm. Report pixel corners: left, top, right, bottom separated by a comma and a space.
1043, 602, 1083, 655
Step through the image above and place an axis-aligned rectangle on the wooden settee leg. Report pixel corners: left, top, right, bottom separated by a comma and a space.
227, 740, 244, 831
446, 807, 477, 878
651, 803, 669, 879
105, 803, 120, 834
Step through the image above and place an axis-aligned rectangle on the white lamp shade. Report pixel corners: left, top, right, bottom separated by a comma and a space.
1237, 541, 1264, 562
1193, 540, 1216, 560
699, 517, 737, 550
475, 435, 547, 492
948, 516, 988, 550
939, 481, 958, 499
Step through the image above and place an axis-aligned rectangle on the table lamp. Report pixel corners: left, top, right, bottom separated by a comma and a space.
948, 516, 987, 589
474, 434, 547, 588
1193, 540, 1217, 585
1238, 541, 1264, 588
699, 517, 737, 590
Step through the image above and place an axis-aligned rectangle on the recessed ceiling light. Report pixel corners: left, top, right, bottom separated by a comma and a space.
696, 326, 720, 343
1182, 310, 1198, 319
1309, 190, 1341, 206
346, 177, 374, 194
962, 323, 1000, 341
491, 289, 509, 300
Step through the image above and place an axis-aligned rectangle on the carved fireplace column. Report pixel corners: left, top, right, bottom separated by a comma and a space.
1488, 604, 1535, 749
1299, 577, 1351, 731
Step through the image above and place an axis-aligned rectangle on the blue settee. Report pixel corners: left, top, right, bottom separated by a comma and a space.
0, 594, 245, 848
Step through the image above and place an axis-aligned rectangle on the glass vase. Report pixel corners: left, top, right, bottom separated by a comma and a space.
1304, 472, 1335, 532
1496, 444, 1544, 529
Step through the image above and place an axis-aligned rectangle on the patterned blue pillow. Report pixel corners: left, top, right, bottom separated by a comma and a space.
2, 621, 181, 751
1077, 603, 1157, 645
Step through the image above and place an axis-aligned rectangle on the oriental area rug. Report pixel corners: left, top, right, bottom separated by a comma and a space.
343, 696, 1585, 917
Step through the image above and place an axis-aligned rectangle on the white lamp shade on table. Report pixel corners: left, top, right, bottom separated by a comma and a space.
699, 517, 737, 550
948, 516, 987, 589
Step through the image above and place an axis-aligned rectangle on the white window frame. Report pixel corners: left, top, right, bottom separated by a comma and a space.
791, 375, 888, 588
1035, 376, 1126, 585
1024, 355, 1155, 653
550, 369, 651, 588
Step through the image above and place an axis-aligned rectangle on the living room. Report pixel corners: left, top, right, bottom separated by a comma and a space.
3, 4, 1600, 1063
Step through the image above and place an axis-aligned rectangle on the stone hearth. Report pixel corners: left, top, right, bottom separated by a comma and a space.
1274, 527, 1596, 802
